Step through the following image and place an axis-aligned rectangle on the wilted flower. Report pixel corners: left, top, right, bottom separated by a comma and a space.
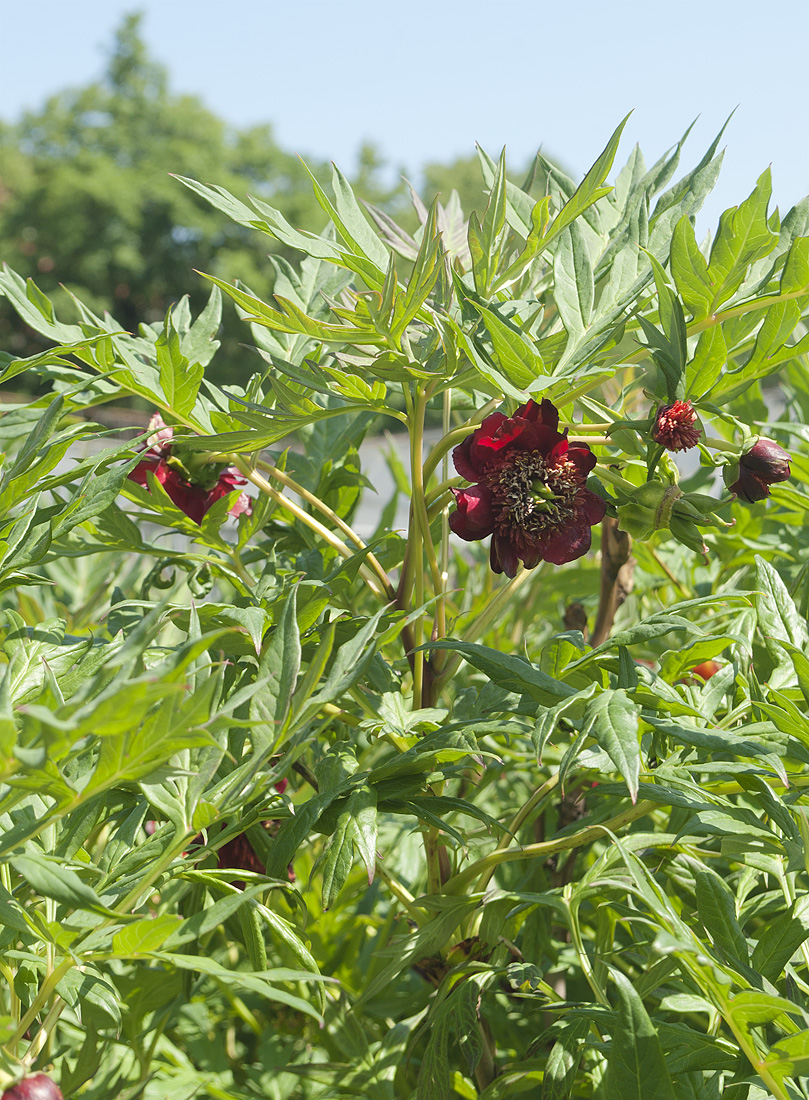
449, 399, 606, 577
726, 439, 791, 502
652, 400, 701, 452
129, 412, 252, 524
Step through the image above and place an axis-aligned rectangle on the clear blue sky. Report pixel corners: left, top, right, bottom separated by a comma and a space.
3, 0, 808, 234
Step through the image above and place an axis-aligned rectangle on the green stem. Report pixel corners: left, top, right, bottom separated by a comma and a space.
23, 997, 65, 1066
404, 385, 425, 709
621, 284, 809, 368
10, 958, 73, 1047
476, 774, 560, 892
444, 799, 657, 894
422, 398, 500, 484
253, 457, 396, 597
234, 461, 391, 601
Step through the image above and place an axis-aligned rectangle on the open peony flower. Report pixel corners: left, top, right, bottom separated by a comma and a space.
726, 439, 791, 503
129, 413, 251, 524
449, 399, 606, 577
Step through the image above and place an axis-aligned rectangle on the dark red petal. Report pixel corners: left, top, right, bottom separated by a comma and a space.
516, 399, 539, 421
490, 533, 520, 578
579, 488, 607, 524
159, 469, 208, 524
515, 421, 565, 455
564, 442, 598, 477
453, 413, 508, 479
452, 434, 482, 480
128, 457, 160, 486
541, 520, 593, 565
473, 415, 529, 460
519, 398, 559, 430
741, 439, 791, 481
520, 541, 545, 570
449, 486, 496, 540
730, 469, 770, 503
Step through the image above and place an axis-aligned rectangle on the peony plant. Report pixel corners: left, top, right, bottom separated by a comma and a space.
0, 117, 807, 1098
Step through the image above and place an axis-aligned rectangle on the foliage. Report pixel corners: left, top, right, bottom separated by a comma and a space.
0, 15, 404, 389
0, 112, 808, 1100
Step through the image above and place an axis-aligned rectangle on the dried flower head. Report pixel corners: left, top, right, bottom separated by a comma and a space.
652, 400, 701, 452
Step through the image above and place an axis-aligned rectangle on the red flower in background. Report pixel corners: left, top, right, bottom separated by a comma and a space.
449, 399, 606, 577
129, 413, 251, 524
727, 439, 791, 502
691, 660, 720, 680
652, 400, 701, 452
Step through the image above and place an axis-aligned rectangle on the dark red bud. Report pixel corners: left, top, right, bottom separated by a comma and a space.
274, 778, 288, 795
3, 1075, 64, 1100
728, 439, 791, 502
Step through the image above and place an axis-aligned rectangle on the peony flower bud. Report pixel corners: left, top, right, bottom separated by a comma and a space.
726, 439, 791, 502
2, 1075, 64, 1100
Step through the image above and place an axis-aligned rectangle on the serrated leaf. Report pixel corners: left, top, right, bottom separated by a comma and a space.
584, 689, 641, 802
707, 168, 779, 311
671, 216, 714, 320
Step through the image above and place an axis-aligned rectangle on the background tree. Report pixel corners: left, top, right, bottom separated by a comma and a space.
0, 15, 546, 393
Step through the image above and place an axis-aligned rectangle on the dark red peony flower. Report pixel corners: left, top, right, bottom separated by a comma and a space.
2, 1075, 64, 1100
652, 400, 701, 452
449, 399, 606, 577
129, 413, 251, 524
727, 439, 791, 502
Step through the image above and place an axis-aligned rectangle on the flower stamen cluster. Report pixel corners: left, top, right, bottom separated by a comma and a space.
652, 400, 701, 452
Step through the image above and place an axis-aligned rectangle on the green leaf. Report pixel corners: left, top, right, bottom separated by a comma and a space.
153, 953, 324, 1021
670, 216, 714, 320
754, 555, 809, 671
422, 640, 576, 705
605, 970, 676, 1100
541, 114, 631, 254
468, 302, 544, 391
249, 587, 300, 752
554, 220, 594, 347
694, 869, 749, 964
11, 851, 104, 912
639, 253, 688, 400
685, 325, 727, 400
156, 309, 203, 417
762, 1029, 809, 1086
112, 913, 182, 956
707, 168, 779, 311
750, 895, 809, 981
584, 689, 641, 802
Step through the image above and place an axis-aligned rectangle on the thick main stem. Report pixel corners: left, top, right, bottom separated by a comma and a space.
591, 517, 635, 647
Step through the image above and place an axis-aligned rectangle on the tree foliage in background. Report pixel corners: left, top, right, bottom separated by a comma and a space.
0, 15, 408, 387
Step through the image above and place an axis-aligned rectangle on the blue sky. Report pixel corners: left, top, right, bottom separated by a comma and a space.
3, 0, 808, 234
